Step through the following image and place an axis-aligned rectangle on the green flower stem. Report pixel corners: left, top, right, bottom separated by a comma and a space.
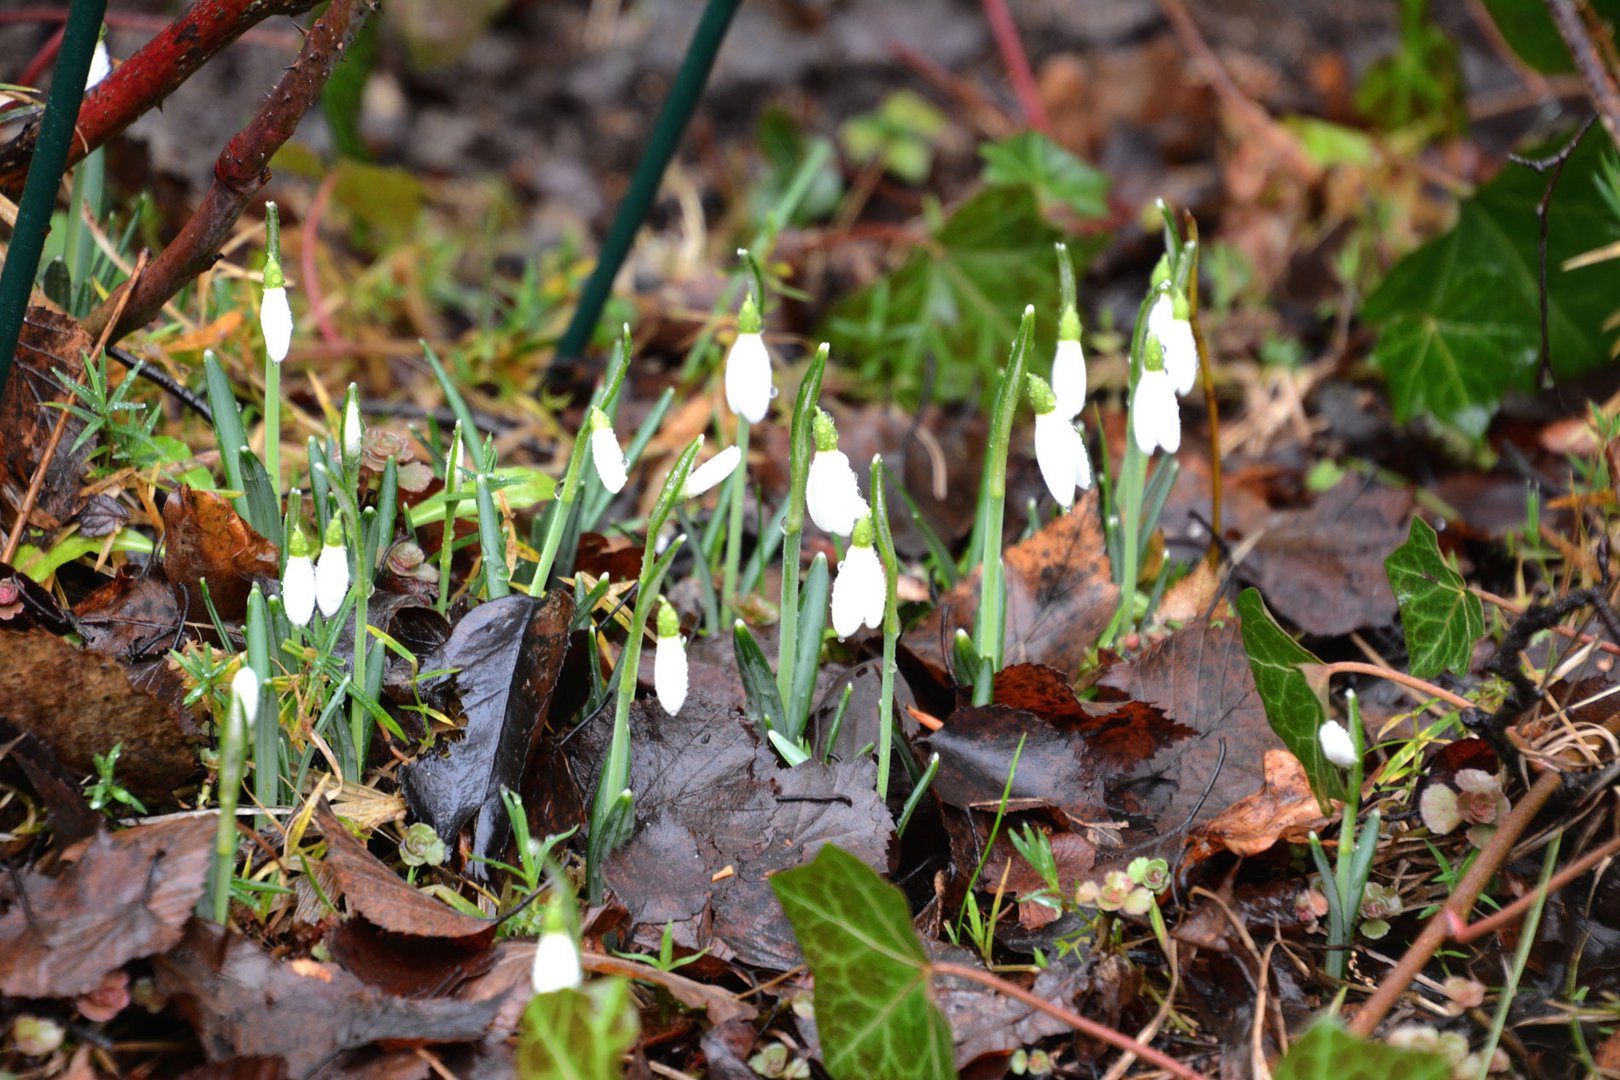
348, 506, 373, 775
245, 586, 277, 829
1101, 286, 1161, 649
210, 684, 250, 924
437, 423, 463, 613
870, 455, 901, 799
721, 418, 749, 623
972, 306, 1035, 705
586, 437, 703, 901
777, 343, 829, 703
262, 204, 282, 498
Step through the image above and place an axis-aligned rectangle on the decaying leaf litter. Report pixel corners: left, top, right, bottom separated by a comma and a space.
6, 1, 1620, 1078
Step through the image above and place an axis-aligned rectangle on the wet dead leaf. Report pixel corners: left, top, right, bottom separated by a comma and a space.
160, 486, 280, 622
1194, 749, 1329, 857
0, 308, 95, 527
399, 589, 573, 872
0, 815, 213, 997
0, 629, 201, 802
73, 568, 184, 660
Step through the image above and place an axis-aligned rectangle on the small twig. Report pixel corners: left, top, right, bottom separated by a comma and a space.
1348, 768, 1562, 1036
105, 344, 213, 423
84, 0, 380, 344
1546, 0, 1620, 150
1448, 831, 1620, 944
1508, 115, 1595, 391
978, 0, 1053, 137
932, 960, 1213, 1080
1317, 661, 1476, 712
1473, 585, 1620, 658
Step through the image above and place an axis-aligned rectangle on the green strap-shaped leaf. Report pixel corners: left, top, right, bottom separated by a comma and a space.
772, 845, 956, 1080
1236, 588, 1343, 806
517, 978, 639, 1080
1385, 517, 1484, 679
1273, 1020, 1449, 1080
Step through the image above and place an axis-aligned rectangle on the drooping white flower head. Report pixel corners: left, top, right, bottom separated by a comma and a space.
314, 517, 349, 618
282, 522, 316, 628
1050, 305, 1087, 419
587, 407, 628, 494
724, 294, 772, 424
341, 384, 364, 466
682, 443, 740, 500
830, 516, 887, 640
805, 409, 869, 537
85, 37, 111, 90
231, 665, 260, 729
1027, 374, 1092, 510
1148, 291, 1198, 397
1130, 339, 1181, 456
654, 600, 688, 715
261, 201, 292, 364
530, 898, 583, 995
1318, 719, 1357, 769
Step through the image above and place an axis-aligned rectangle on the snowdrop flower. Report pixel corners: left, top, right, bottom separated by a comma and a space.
654, 600, 688, 715
314, 517, 349, 618
806, 409, 869, 536
1050, 305, 1087, 419
259, 202, 292, 365
230, 664, 260, 728
281, 523, 316, 628
1318, 720, 1357, 769
530, 899, 583, 995
1027, 374, 1091, 510
341, 384, 364, 466
85, 36, 111, 89
682, 443, 740, 499
724, 294, 772, 424
830, 516, 886, 640
1147, 290, 1198, 396
587, 407, 628, 494
1130, 337, 1181, 456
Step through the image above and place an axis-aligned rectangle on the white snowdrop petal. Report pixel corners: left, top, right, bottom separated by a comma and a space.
231, 666, 260, 727
1034, 411, 1082, 510
655, 634, 689, 715
314, 545, 350, 618
85, 42, 110, 89
806, 450, 868, 536
282, 554, 316, 628
260, 286, 292, 365
1074, 436, 1093, 490
683, 444, 741, 499
1163, 319, 1198, 396
530, 931, 583, 995
1131, 369, 1181, 455
724, 332, 773, 424
831, 544, 885, 639
1319, 720, 1357, 769
1050, 338, 1088, 419
590, 425, 628, 494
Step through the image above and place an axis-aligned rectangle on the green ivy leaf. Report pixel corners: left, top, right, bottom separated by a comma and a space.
772, 845, 956, 1080
1362, 132, 1620, 439
517, 978, 639, 1080
1236, 588, 1343, 807
1384, 517, 1484, 679
1273, 1020, 1450, 1080
824, 186, 1102, 402
978, 131, 1110, 218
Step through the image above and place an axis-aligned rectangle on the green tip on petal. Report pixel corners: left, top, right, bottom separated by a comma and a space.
587, 405, 610, 432
322, 516, 344, 548
1059, 305, 1081, 342
1143, 334, 1166, 374
738, 293, 762, 335
288, 522, 313, 558
1172, 290, 1190, 321
1149, 254, 1171, 289
656, 599, 679, 639
851, 515, 876, 548
812, 408, 838, 453
1025, 372, 1057, 415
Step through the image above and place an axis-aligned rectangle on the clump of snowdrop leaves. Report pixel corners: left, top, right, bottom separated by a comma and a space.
281, 522, 317, 628
830, 515, 886, 640
805, 409, 869, 536
1130, 334, 1181, 456
314, 517, 349, 619
724, 293, 773, 424
1026, 373, 1091, 509
654, 600, 688, 716
1147, 289, 1198, 396
587, 407, 628, 494
1049, 303, 1087, 419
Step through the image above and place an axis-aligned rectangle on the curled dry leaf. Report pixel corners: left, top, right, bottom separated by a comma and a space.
1192, 749, 1330, 858
160, 486, 280, 622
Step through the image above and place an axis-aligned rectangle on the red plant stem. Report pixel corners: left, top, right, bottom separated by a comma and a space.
1348, 768, 1562, 1037
979, 0, 1052, 136
1449, 831, 1620, 944
84, 0, 380, 344
0, 0, 320, 199
932, 961, 1213, 1080
1318, 661, 1477, 712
